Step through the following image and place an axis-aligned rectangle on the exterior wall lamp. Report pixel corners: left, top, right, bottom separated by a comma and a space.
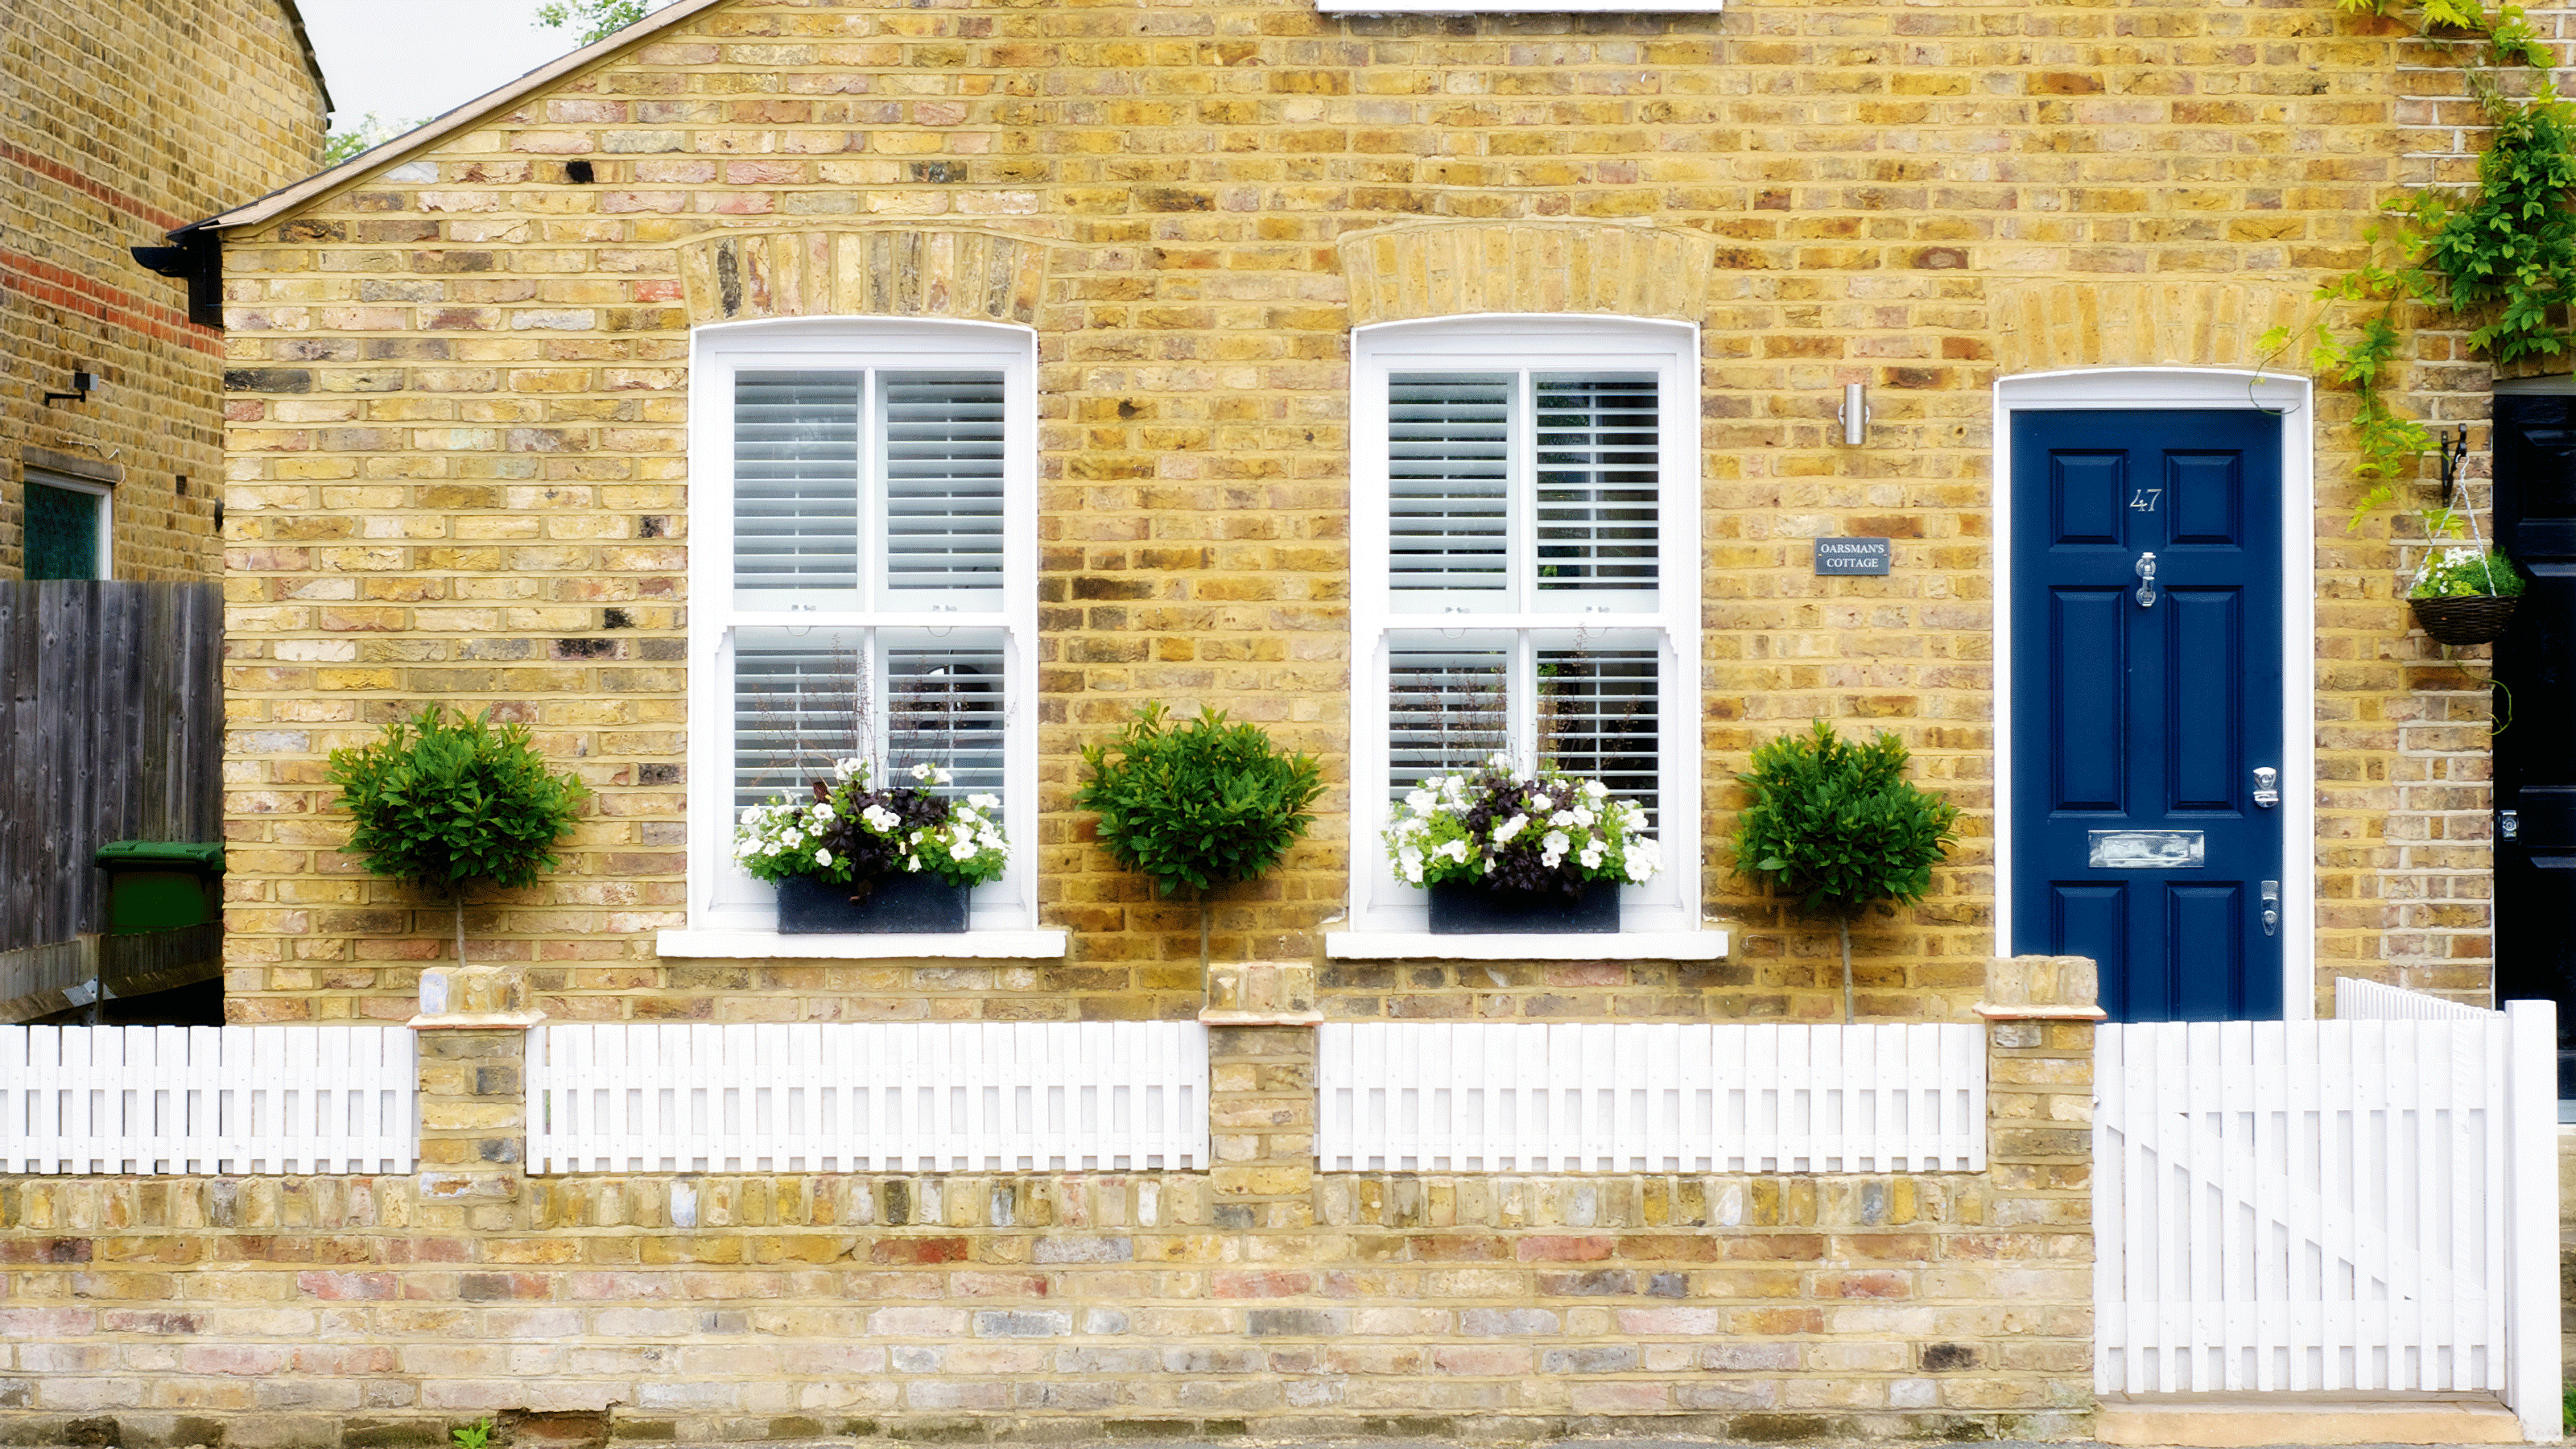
43, 371, 98, 407
1837, 382, 1868, 446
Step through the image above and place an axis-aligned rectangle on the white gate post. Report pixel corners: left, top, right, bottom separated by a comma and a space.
2504, 998, 2562, 1443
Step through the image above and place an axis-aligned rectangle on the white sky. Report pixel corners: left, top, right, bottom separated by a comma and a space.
295, 1, 683, 130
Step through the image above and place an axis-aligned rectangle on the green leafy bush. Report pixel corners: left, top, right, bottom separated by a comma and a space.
1077, 704, 1324, 898
330, 706, 588, 964
1732, 721, 1959, 1018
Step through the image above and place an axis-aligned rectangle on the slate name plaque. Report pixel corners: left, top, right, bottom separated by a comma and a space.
1814, 537, 1892, 575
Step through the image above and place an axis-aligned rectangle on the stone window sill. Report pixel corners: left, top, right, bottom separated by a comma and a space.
655, 928, 1070, 960
1322, 929, 1729, 961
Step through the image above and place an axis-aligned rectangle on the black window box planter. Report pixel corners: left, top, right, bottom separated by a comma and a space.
1426, 878, 1620, 935
776, 872, 970, 934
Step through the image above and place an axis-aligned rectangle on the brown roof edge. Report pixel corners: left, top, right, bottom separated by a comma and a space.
181, 0, 733, 237
273, 0, 336, 118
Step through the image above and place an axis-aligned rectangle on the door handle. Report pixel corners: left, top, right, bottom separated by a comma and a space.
2260, 880, 2280, 937
2252, 767, 2279, 809
2134, 551, 2159, 609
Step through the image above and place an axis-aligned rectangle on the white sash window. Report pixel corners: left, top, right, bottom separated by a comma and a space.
686, 320, 1038, 934
1350, 318, 1701, 934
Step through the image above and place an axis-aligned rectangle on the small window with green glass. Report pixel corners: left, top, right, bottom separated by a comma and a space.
24, 473, 108, 580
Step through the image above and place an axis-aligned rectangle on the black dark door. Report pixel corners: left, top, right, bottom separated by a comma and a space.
2490, 394, 2576, 1106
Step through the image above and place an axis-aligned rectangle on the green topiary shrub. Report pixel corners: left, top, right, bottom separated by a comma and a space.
1078, 704, 1324, 967
1080, 704, 1324, 897
1732, 720, 1960, 1021
330, 704, 589, 966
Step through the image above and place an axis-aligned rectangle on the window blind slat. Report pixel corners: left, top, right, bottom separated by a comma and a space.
883, 370, 1006, 593
733, 636, 865, 810
1389, 373, 1510, 592
735, 371, 862, 596
1534, 374, 1659, 592
1386, 644, 1509, 797
886, 638, 1008, 807
1537, 644, 1660, 824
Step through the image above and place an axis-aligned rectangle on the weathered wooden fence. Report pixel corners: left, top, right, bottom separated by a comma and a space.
2094, 997, 2560, 1440
1315, 1022, 1988, 1173
0, 582, 223, 1009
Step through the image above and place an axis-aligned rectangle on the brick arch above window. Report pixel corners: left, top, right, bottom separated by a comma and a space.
1336, 221, 1720, 328
1987, 276, 2319, 377
676, 228, 1055, 329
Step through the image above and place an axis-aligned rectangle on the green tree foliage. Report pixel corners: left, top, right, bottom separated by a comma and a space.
1732, 722, 1959, 1020
330, 706, 588, 964
536, 0, 652, 44
1077, 704, 1324, 898
322, 113, 423, 166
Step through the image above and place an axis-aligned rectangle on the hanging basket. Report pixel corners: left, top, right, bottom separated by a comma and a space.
2408, 594, 2519, 646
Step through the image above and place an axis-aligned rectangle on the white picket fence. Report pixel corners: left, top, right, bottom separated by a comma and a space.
526, 1022, 1210, 1173
2095, 997, 2560, 1441
0, 1026, 417, 1174
1315, 1022, 1986, 1173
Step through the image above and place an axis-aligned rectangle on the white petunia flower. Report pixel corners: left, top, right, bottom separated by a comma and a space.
1583, 780, 1608, 799
910, 762, 935, 782
1406, 789, 1437, 814
1530, 794, 1550, 811
814, 848, 832, 867
969, 793, 1000, 811
1492, 813, 1529, 845
1579, 844, 1605, 871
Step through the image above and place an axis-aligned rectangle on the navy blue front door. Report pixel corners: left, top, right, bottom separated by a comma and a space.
2010, 409, 2285, 1022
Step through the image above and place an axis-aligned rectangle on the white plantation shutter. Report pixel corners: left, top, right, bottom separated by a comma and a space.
1534, 374, 1659, 593
881, 370, 1005, 597
1353, 319, 1697, 933
734, 372, 862, 600
696, 323, 1035, 935
1389, 374, 1510, 595
1536, 642, 1660, 823
731, 628, 1011, 815
1387, 642, 1509, 795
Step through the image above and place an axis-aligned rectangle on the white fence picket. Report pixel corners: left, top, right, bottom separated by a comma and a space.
1312, 1022, 1986, 1173
0, 1026, 415, 1174
526, 1021, 1211, 1174
2095, 989, 2560, 1440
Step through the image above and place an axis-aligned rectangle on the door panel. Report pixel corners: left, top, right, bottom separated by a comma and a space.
2012, 409, 2285, 1022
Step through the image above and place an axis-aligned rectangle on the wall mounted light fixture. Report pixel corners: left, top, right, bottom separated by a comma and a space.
43, 371, 97, 407
1837, 382, 1868, 446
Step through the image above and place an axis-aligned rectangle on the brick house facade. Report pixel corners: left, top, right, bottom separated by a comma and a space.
202, 0, 2504, 1026
2, 0, 329, 582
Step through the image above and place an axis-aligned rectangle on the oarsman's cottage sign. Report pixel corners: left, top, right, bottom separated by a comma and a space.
1814, 537, 1892, 575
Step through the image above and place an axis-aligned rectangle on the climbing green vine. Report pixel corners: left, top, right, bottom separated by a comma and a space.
2266, 0, 2576, 526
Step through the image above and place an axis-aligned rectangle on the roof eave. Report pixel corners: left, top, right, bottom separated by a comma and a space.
184, 0, 732, 237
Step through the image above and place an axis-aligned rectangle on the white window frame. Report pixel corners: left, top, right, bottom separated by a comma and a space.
664, 318, 1061, 959
23, 470, 112, 580
1333, 316, 1711, 952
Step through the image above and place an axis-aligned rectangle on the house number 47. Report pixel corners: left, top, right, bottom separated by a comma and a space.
2129, 488, 2163, 512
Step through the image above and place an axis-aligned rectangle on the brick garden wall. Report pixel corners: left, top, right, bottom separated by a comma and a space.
206, 0, 2502, 1018
0, 963, 2099, 1444
1, 0, 327, 580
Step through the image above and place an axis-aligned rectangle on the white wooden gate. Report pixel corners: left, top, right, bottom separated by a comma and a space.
2094, 993, 2558, 1440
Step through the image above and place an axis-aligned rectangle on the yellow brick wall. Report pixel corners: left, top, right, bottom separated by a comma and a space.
213, 0, 2489, 1022
1, 0, 328, 580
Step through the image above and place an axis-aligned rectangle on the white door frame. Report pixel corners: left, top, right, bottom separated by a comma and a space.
1992, 367, 2317, 1020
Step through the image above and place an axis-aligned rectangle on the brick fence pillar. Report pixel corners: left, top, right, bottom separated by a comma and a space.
409, 962, 545, 1230
1202, 960, 1320, 1234
1975, 954, 2105, 1428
